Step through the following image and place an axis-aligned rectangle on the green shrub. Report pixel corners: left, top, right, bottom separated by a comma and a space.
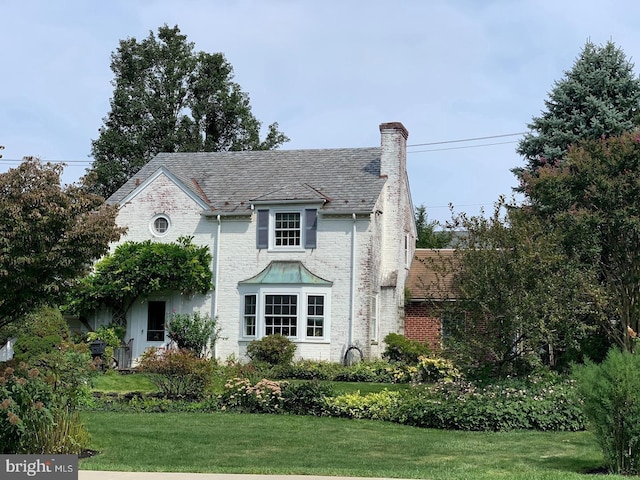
138, 348, 215, 400
281, 380, 335, 416
334, 360, 414, 383
31, 342, 97, 408
382, 333, 431, 364
246, 334, 296, 366
573, 348, 640, 475
393, 375, 584, 432
325, 390, 401, 421
218, 377, 285, 413
0, 364, 91, 454
13, 307, 70, 363
167, 312, 219, 357
270, 360, 345, 380
415, 356, 462, 383
87, 324, 124, 369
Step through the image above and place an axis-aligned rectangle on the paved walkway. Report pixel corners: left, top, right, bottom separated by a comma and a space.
79, 472, 414, 480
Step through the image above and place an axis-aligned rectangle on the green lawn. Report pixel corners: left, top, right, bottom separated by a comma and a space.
80, 411, 615, 479
91, 372, 156, 393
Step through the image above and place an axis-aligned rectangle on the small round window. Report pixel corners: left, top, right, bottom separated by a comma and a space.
151, 215, 170, 236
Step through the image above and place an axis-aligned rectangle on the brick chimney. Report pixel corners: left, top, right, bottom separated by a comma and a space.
379, 122, 409, 181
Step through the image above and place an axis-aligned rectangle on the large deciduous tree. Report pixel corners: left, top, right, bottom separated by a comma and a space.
441, 198, 605, 376
86, 24, 289, 198
525, 132, 640, 351
0, 158, 124, 329
515, 40, 640, 185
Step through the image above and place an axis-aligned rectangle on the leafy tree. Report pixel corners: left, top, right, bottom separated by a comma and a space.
441, 198, 604, 376
415, 204, 452, 248
515, 40, 640, 183
525, 132, 640, 351
0, 158, 123, 330
67, 237, 213, 325
86, 24, 289, 198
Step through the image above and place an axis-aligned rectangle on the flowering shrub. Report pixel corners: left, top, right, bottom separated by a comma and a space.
0, 364, 90, 454
218, 377, 285, 413
138, 348, 214, 399
324, 390, 401, 421
393, 375, 584, 431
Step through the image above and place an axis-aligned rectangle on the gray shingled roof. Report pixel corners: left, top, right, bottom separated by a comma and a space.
108, 148, 386, 215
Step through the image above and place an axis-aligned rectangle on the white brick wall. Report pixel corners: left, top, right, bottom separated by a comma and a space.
106, 124, 416, 363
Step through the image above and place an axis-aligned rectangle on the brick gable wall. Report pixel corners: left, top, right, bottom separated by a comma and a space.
404, 302, 442, 351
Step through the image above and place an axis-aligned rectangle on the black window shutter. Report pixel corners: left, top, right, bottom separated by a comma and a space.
304, 209, 317, 249
257, 209, 269, 249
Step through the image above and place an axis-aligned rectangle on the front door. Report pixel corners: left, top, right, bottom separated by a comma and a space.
147, 300, 166, 342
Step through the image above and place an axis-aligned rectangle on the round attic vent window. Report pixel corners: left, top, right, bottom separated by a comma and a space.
151, 215, 170, 236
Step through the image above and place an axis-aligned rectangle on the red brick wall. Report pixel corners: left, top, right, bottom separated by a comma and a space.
404, 302, 442, 351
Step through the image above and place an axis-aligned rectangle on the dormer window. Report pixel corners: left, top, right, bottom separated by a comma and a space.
275, 212, 301, 247
256, 208, 317, 250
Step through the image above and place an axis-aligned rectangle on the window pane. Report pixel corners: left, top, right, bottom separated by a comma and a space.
265, 294, 297, 337
306, 295, 324, 338
275, 212, 301, 246
244, 295, 257, 336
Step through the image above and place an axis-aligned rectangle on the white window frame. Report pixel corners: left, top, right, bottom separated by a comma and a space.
239, 286, 331, 342
150, 214, 171, 237
306, 294, 326, 339
270, 208, 304, 251
370, 293, 379, 342
243, 294, 257, 338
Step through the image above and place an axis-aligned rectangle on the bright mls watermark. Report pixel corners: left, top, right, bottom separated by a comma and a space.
1, 455, 77, 479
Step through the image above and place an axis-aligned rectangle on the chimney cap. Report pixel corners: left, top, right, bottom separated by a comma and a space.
379, 122, 408, 139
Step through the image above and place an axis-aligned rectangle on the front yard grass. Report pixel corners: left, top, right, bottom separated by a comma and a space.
80, 411, 615, 479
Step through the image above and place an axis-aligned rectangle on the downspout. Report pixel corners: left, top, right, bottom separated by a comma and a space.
212, 214, 221, 359
349, 213, 357, 347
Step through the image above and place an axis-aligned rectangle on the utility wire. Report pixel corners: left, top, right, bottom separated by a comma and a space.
409, 140, 519, 154
407, 131, 528, 147
0, 131, 530, 164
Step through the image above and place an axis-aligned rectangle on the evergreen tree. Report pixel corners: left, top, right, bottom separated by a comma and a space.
515, 40, 640, 184
86, 25, 288, 198
415, 204, 452, 248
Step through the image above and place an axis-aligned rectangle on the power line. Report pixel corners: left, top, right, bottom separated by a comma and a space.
407, 131, 528, 148
0, 131, 529, 164
408, 140, 519, 154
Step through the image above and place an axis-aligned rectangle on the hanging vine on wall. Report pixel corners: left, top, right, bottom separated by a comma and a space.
66, 236, 213, 324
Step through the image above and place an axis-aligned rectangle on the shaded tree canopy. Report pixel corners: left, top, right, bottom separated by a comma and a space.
515, 40, 640, 185
86, 24, 289, 198
0, 158, 124, 329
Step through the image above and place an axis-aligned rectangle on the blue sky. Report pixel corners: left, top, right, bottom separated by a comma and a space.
2, 0, 640, 223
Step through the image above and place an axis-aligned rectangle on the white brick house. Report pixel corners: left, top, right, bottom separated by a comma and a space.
98, 122, 416, 363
